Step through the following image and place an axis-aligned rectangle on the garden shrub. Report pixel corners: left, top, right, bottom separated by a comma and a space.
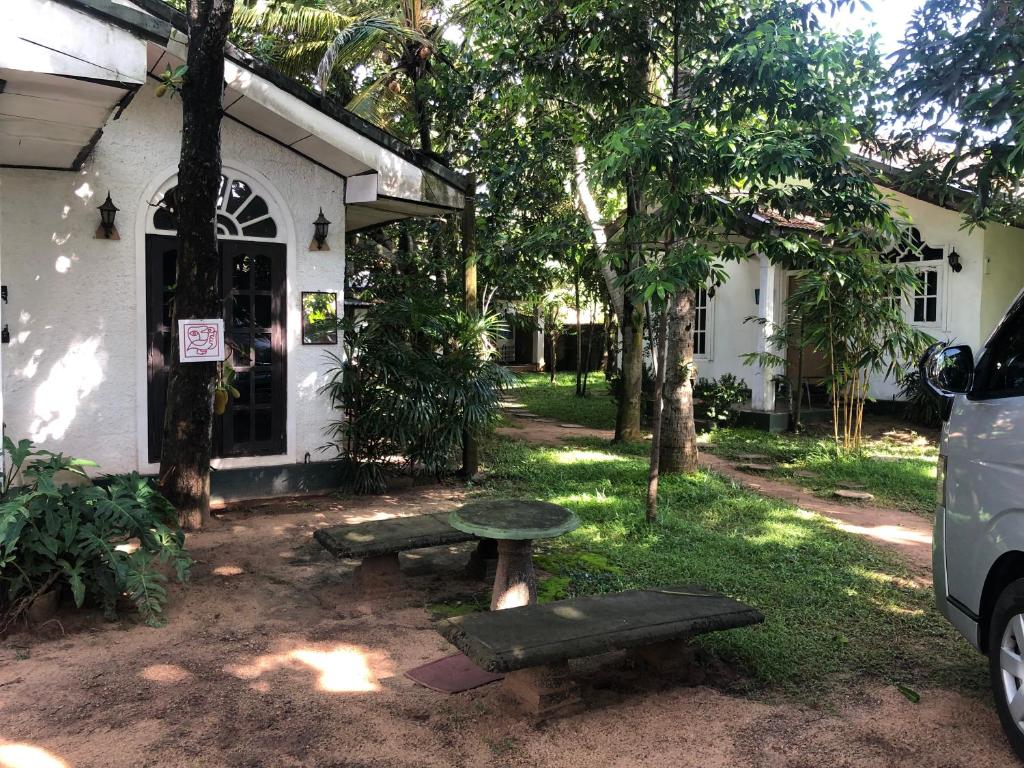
0, 438, 190, 630
320, 296, 515, 493
694, 373, 749, 427
897, 367, 944, 429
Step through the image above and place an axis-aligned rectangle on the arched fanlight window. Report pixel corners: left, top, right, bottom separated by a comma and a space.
882, 227, 944, 263
152, 174, 279, 240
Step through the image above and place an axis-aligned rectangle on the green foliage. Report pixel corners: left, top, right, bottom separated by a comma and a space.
320, 297, 515, 492
706, 427, 939, 515
514, 372, 617, 430
694, 374, 749, 428
891, 0, 1024, 224
897, 367, 944, 430
481, 435, 975, 697
0, 438, 190, 628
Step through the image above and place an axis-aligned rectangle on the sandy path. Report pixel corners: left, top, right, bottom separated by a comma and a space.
0, 485, 1010, 767
498, 409, 934, 578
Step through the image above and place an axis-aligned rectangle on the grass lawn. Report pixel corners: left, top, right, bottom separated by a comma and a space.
509, 372, 937, 516
473, 435, 980, 702
703, 427, 938, 516
511, 371, 616, 430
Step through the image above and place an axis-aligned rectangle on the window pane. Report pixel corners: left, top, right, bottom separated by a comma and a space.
927, 270, 938, 293
914, 297, 925, 322
229, 333, 251, 366
927, 297, 937, 322
237, 195, 269, 223
225, 180, 252, 214
243, 218, 277, 239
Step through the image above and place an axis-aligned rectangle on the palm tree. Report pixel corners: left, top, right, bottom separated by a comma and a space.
232, 0, 450, 153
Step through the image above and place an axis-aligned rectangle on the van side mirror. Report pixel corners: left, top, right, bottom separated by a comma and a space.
921, 342, 974, 399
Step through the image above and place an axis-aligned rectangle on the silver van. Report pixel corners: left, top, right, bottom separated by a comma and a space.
924, 287, 1024, 758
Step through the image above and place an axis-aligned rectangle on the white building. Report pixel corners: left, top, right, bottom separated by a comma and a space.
0, 0, 468, 500
691, 181, 1024, 427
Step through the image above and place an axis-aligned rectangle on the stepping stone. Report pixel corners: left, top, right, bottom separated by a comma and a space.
735, 453, 770, 461
559, 424, 580, 429
833, 489, 875, 501
736, 463, 776, 473
835, 481, 867, 490
792, 470, 819, 479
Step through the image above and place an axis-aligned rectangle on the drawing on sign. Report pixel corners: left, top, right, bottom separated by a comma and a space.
179, 318, 225, 362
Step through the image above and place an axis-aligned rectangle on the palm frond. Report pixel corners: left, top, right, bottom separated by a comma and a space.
346, 71, 411, 127
316, 17, 427, 90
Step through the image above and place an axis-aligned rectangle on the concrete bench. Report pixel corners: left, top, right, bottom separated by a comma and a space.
313, 512, 494, 593
437, 585, 763, 717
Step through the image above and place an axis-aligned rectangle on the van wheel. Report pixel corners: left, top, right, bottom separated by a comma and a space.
989, 578, 1024, 760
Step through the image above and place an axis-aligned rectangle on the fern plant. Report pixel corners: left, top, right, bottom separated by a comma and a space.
0, 438, 190, 629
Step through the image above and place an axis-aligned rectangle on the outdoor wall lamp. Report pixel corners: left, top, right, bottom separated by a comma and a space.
95, 191, 120, 240
948, 249, 963, 273
310, 208, 331, 251
754, 288, 760, 305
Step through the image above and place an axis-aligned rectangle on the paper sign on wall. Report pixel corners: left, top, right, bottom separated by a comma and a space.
178, 318, 225, 362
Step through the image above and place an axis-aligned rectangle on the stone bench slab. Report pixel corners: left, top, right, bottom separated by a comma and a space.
314, 512, 476, 559
437, 585, 763, 673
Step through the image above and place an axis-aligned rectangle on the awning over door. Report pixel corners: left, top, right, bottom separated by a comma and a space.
3, 0, 468, 226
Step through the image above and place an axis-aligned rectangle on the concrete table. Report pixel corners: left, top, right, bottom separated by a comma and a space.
449, 500, 579, 610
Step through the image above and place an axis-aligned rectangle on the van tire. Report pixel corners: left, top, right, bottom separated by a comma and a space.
988, 578, 1024, 760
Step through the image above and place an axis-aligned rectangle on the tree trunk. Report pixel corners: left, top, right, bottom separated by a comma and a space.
659, 289, 699, 474
460, 174, 478, 479
159, 0, 235, 530
614, 178, 645, 442
646, 306, 669, 522
574, 277, 583, 396
615, 304, 644, 442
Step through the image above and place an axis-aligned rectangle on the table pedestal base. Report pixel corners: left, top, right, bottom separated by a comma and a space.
491, 539, 536, 610
503, 663, 581, 720
465, 538, 498, 581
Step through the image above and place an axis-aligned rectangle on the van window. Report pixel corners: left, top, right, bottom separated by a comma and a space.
974, 309, 1024, 398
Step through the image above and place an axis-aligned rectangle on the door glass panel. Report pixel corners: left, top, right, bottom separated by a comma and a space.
234, 371, 251, 405
254, 295, 272, 328
233, 410, 251, 443
254, 370, 272, 405
233, 253, 252, 289
233, 295, 251, 327
254, 255, 272, 290
255, 332, 272, 365
254, 409, 272, 441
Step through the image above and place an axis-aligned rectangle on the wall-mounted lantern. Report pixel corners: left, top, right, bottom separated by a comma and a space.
310, 208, 331, 251
95, 191, 120, 240
754, 288, 760, 306
948, 249, 963, 273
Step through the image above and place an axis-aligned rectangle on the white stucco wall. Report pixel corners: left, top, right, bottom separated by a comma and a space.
981, 222, 1024, 342
693, 187, 1005, 402
0, 81, 345, 475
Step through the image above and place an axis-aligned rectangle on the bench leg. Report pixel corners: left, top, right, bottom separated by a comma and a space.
630, 639, 705, 684
352, 553, 403, 596
465, 538, 498, 581
491, 540, 536, 610
503, 662, 581, 720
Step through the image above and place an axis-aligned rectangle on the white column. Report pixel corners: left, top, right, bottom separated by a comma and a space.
752, 253, 778, 411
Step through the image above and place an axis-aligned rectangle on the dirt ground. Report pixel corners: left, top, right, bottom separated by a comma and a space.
0, 480, 1015, 768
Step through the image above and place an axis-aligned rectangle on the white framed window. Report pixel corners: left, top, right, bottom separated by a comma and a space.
693, 286, 714, 359
884, 227, 946, 329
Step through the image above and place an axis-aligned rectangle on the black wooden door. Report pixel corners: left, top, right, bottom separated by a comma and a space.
146, 235, 287, 461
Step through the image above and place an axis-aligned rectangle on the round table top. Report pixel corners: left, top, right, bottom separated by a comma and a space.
448, 499, 579, 541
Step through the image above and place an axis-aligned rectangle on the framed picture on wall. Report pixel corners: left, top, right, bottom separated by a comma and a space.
301, 291, 338, 345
